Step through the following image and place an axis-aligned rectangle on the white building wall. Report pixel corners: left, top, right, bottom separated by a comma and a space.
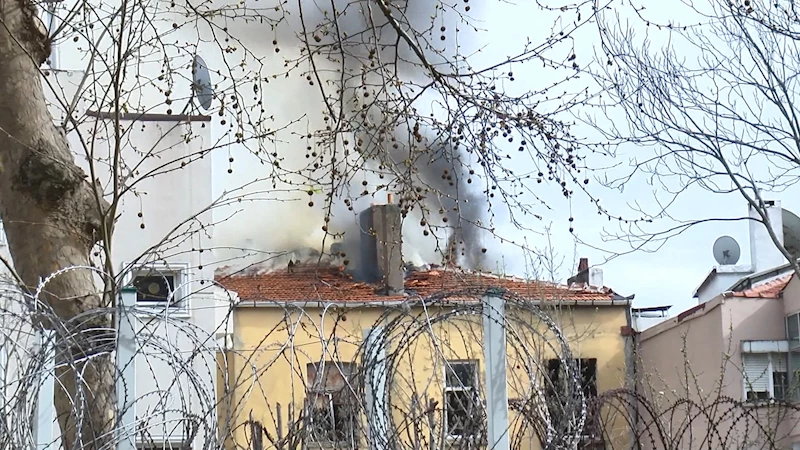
696, 271, 751, 304
749, 200, 787, 273
0, 34, 227, 448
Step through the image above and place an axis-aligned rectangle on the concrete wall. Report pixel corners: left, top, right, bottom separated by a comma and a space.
638, 301, 726, 403
782, 275, 800, 317
637, 296, 800, 450
226, 302, 631, 450
723, 298, 786, 398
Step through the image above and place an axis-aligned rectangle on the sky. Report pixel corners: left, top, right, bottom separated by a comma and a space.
203, 0, 800, 317
450, 0, 800, 314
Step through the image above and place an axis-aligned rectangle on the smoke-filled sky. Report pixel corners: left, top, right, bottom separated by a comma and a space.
206, 0, 799, 316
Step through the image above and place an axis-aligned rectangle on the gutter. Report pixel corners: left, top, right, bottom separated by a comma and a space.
235, 297, 635, 308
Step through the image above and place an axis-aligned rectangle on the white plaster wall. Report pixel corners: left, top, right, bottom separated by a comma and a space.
749, 201, 787, 273
66, 115, 220, 446
696, 272, 750, 304
0, 65, 225, 447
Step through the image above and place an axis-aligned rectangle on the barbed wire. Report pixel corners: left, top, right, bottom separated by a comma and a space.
0, 268, 798, 450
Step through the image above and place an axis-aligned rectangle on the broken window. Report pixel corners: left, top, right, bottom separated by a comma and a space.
444, 360, 481, 439
545, 358, 603, 449
306, 361, 358, 447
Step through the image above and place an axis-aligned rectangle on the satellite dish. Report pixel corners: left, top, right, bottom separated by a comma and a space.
713, 235, 741, 265
192, 55, 213, 111
782, 208, 800, 259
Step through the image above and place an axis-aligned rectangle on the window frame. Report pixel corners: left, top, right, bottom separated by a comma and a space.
443, 359, 480, 440
787, 313, 800, 342
742, 352, 788, 403
137, 442, 187, 450
305, 361, 358, 448
122, 262, 190, 315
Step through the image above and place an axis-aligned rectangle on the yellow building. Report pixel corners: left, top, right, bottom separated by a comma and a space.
216, 205, 634, 450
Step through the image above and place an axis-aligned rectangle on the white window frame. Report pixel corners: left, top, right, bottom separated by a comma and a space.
742, 352, 788, 403
137, 440, 187, 450
38, 0, 62, 69
122, 261, 190, 316
443, 360, 479, 440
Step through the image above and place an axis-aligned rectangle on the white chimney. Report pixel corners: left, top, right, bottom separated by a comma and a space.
566, 258, 604, 287
589, 267, 604, 288
749, 200, 785, 273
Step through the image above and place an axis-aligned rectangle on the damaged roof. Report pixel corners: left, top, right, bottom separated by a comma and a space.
215, 263, 631, 305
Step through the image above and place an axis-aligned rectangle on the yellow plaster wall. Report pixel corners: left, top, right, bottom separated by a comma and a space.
220, 303, 631, 450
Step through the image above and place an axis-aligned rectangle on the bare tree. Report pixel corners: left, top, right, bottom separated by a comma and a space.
0, 0, 612, 447
0, 0, 114, 447
586, 0, 800, 269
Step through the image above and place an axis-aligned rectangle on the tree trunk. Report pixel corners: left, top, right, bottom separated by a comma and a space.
0, 0, 114, 448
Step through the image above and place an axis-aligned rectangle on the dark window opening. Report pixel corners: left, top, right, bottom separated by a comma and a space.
444, 361, 481, 439
774, 371, 789, 400
132, 274, 176, 303
306, 362, 358, 448
746, 390, 771, 401
546, 358, 601, 444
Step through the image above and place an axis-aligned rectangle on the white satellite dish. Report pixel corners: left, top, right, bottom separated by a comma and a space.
782, 208, 800, 259
192, 55, 213, 111
713, 235, 741, 265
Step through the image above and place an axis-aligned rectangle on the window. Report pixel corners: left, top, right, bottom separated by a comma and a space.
546, 358, 602, 448
787, 314, 800, 342
306, 361, 357, 447
133, 274, 175, 303
138, 442, 187, 450
123, 262, 188, 309
743, 352, 788, 402
444, 360, 481, 439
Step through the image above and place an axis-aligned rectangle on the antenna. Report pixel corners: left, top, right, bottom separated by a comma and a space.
713, 235, 741, 265
192, 55, 213, 111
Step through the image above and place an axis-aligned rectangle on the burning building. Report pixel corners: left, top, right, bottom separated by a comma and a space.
214, 201, 636, 450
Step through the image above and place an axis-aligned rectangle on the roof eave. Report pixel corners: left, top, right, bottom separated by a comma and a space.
235, 297, 633, 308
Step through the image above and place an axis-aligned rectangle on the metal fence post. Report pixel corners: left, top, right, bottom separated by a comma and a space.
483, 290, 509, 450
35, 329, 55, 450
116, 287, 137, 450
363, 327, 388, 450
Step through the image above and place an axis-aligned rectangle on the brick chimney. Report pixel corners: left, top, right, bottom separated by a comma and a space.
567, 257, 603, 287
359, 201, 404, 295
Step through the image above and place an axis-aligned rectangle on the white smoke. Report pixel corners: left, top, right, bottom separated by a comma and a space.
205, 0, 489, 270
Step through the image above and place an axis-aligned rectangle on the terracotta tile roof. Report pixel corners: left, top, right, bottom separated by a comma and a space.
730, 273, 793, 298
215, 263, 628, 304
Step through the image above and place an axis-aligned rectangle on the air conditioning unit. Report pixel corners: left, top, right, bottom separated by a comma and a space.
132, 274, 176, 303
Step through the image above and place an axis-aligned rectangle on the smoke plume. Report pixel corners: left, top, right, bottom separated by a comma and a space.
209, 0, 490, 272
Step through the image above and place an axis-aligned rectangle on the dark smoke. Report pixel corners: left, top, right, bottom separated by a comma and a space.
304, 1, 491, 270
213, 0, 492, 272
389, 138, 488, 269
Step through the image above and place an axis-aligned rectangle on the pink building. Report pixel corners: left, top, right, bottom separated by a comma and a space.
636, 272, 800, 449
